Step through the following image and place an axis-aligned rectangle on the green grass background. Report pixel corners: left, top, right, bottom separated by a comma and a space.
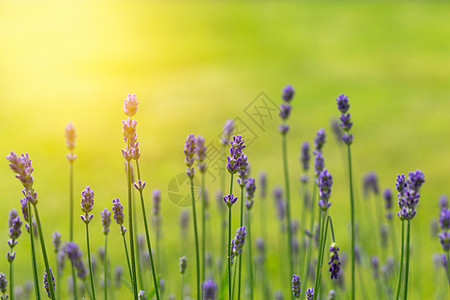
0, 1, 449, 299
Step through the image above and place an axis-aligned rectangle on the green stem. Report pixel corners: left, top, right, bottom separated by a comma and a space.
390, 220, 399, 266
135, 160, 160, 300
70, 260, 78, 300
232, 261, 237, 299
446, 251, 450, 284
28, 205, 41, 300
346, 145, 356, 300
189, 177, 201, 300
9, 259, 13, 300
314, 214, 329, 300
126, 160, 138, 299
55, 254, 61, 300
32, 205, 56, 300
301, 183, 317, 296
219, 145, 226, 281
180, 275, 184, 299
228, 173, 234, 300
86, 224, 97, 300
281, 133, 294, 299
237, 186, 244, 300
201, 173, 206, 288
132, 189, 144, 292
122, 235, 133, 281
246, 210, 254, 300
403, 220, 411, 300
68, 161, 78, 300
104, 235, 108, 300
313, 211, 325, 300
301, 181, 308, 264
395, 221, 405, 300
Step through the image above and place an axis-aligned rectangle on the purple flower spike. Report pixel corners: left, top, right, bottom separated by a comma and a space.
440, 195, 448, 209
227, 135, 246, 174
220, 119, 235, 146
314, 129, 326, 152
223, 194, 238, 208
292, 274, 301, 298
237, 154, 249, 187
0, 273, 7, 295
101, 208, 111, 235
112, 198, 124, 225
300, 142, 310, 172
229, 226, 246, 264
6, 151, 35, 190
152, 189, 162, 216
138, 290, 146, 300
318, 169, 333, 211
8, 215, 22, 251
328, 243, 341, 279
306, 287, 314, 300
314, 150, 325, 178
439, 208, 450, 230
439, 231, 450, 251
273, 187, 286, 221
20, 197, 29, 223
396, 170, 425, 221
184, 134, 197, 178
279, 103, 292, 120
123, 93, 138, 117
202, 279, 218, 299
44, 268, 55, 298
65, 242, 87, 279
363, 171, 379, 198
371, 256, 379, 278
65, 122, 77, 162
259, 171, 267, 199
336, 94, 354, 144
196, 135, 207, 173
52, 231, 61, 253
337, 94, 350, 113
114, 266, 123, 288
80, 186, 94, 224
383, 188, 393, 218
282, 84, 295, 102
133, 180, 146, 192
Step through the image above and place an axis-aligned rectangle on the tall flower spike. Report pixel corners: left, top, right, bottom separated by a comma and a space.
237, 154, 249, 187
313, 150, 325, 178
6, 151, 35, 191
220, 119, 235, 146
184, 134, 197, 179
362, 171, 379, 198
328, 243, 341, 279
179, 256, 187, 274
80, 186, 94, 224
52, 231, 61, 253
300, 142, 310, 173
65, 122, 77, 162
112, 198, 126, 235
101, 208, 111, 235
196, 135, 207, 173
65, 242, 87, 279
292, 274, 301, 298
44, 268, 55, 298
123, 93, 138, 117
227, 135, 246, 174
314, 129, 326, 152
336, 94, 353, 145
245, 177, 256, 210
20, 197, 29, 223
282, 84, 295, 102
396, 170, 425, 220
152, 189, 161, 216
318, 169, 333, 211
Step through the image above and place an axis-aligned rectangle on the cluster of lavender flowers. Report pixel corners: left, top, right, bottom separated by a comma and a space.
278, 84, 295, 134
438, 204, 449, 252
336, 94, 353, 145
396, 170, 425, 220
229, 226, 246, 265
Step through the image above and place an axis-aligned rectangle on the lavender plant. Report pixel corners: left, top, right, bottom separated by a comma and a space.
80, 186, 96, 299
7, 210, 22, 300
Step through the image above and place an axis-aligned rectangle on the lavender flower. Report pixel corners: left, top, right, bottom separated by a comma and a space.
65, 242, 87, 279
8, 215, 22, 246
245, 177, 256, 209
52, 231, 61, 252
237, 154, 249, 187
0, 273, 7, 295
112, 198, 126, 235
196, 135, 207, 173
362, 171, 379, 198
44, 268, 55, 298
152, 189, 161, 216
220, 119, 235, 146
300, 142, 310, 173
439, 208, 450, 230
383, 188, 393, 219
80, 186, 94, 224
328, 243, 341, 279
184, 134, 197, 179
101, 208, 111, 235
306, 287, 314, 300
314, 150, 325, 178
330, 118, 343, 144
259, 171, 267, 199
202, 279, 218, 299
278, 124, 290, 134
371, 256, 379, 278
124, 93, 138, 117
223, 194, 238, 208
440, 195, 448, 209
314, 129, 326, 152
282, 84, 295, 102
279, 103, 292, 120
180, 210, 189, 235
229, 226, 246, 264
57, 250, 65, 276
273, 187, 285, 221
20, 197, 29, 223
6, 152, 36, 203
114, 266, 123, 288
227, 135, 246, 174
121, 117, 139, 161
336, 94, 353, 145
65, 122, 77, 162
318, 169, 333, 211
292, 274, 301, 298
396, 170, 425, 220
179, 256, 187, 274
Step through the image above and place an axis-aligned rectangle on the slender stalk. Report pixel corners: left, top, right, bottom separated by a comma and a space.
346, 145, 356, 300
180, 275, 184, 299
189, 177, 201, 300
122, 235, 133, 281
68, 161, 78, 300
281, 134, 294, 299
227, 173, 234, 300
395, 221, 405, 300
55, 255, 61, 300
446, 251, 450, 284
70, 260, 78, 300
32, 205, 56, 300
126, 160, 138, 299
237, 186, 244, 300
220, 144, 226, 280
132, 189, 144, 291
389, 220, 398, 265
313, 211, 327, 300
9, 258, 13, 300
201, 173, 206, 287
246, 211, 254, 300
403, 220, 411, 300
301, 183, 317, 296
232, 261, 238, 299
86, 224, 97, 300
104, 235, 108, 300
135, 161, 160, 300
301, 181, 308, 264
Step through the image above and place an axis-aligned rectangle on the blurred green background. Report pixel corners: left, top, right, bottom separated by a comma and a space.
1, 1, 449, 299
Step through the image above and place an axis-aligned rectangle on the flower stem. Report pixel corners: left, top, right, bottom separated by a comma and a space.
201, 173, 206, 288
32, 205, 56, 300
281, 133, 294, 299
86, 224, 97, 300
313, 211, 328, 300
28, 204, 41, 300
228, 173, 234, 300
301, 183, 317, 296
126, 160, 138, 300
55, 255, 61, 300
346, 145, 356, 300
68, 161, 78, 300
135, 160, 160, 300
403, 220, 411, 300
132, 188, 144, 291
395, 220, 405, 300
70, 260, 78, 300
9, 258, 13, 300
122, 235, 133, 281
246, 210, 254, 300
104, 235, 108, 300
189, 177, 201, 300
237, 186, 244, 300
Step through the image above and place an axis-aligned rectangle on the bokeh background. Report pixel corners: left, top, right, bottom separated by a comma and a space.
1, 1, 449, 299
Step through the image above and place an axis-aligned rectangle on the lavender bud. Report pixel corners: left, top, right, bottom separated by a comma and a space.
259, 171, 267, 199
362, 171, 379, 198
52, 231, 61, 252
196, 135, 207, 173
20, 198, 29, 223
396, 170, 425, 221
313, 150, 325, 178
278, 124, 290, 135
292, 274, 301, 298
371, 256, 379, 278
279, 103, 292, 120
282, 84, 295, 102
223, 194, 238, 208
439, 195, 448, 209
65, 122, 77, 161
439, 208, 450, 230
6, 151, 35, 190
8, 209, 18, 228
123, 93, 138, 117
318, 169, 333, 211
306, 287, 314, 300
300, 142, 310, 172
273, 187, 285, 221
439, 231, 450, 251
328, 243, 341, 279
152, 189, 161, 216
114, 266, 123, 288
227, 135, 246, 174
245, 177, 256, 210
65, 242, 87, 279
0, 273, 7, 294
57, 249, 65, 276
202, 279, 218, 299
314, 129, 326, 152
44, 268, 55, 298
184, 134, 197, 178
8, 215, 22, 244
179, 256, 187, 274
112, 198, 124, 225
80, 186, 94, 224
101, 209, 111, 235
